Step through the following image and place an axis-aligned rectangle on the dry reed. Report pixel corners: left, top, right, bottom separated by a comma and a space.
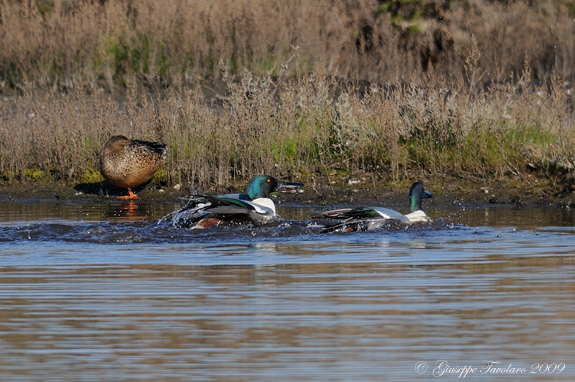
1, 0, 575, 190
1, 0, 575, 90
1, 65, 573, 189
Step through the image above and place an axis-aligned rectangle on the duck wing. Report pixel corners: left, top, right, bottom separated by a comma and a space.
162, 195, 273, 228
128, 139, 167, 156
216, 193, 251, 201
313, 207, 410, 224
311, 208, 354, 219
208, 197, 274, 215
320, 217, 400, 233
362, 207, 411, 223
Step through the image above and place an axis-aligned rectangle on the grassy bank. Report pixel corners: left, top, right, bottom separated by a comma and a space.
1, 0, 574, 194
1, 68, 574, 192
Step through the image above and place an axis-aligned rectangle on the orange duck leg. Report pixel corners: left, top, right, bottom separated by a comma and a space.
118, 189, 139, 199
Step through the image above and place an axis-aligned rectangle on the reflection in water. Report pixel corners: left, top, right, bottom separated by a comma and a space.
1, 198, 574, 229
0, 199, 177, 225
115, 200, 141, 220
0, 200, 574, 380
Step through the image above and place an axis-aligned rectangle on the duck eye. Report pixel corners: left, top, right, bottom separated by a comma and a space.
267, 179, 270, 183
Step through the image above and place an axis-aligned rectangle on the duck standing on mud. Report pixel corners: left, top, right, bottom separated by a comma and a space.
312, 181, 433, 232
100, 135, 167, 199
163, 175, 304, 228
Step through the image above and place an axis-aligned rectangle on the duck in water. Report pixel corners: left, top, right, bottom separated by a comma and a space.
163, 175, 304, 228
312, 181, 433, 232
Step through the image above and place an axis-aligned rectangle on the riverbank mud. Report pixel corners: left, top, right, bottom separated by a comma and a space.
1, 172, 574, 209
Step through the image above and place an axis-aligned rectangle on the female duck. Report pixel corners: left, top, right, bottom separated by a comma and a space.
100, 135, 167, 199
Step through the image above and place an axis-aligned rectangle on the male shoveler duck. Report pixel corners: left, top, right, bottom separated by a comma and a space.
100, 135, 167, 199
164, 175, 304, 228
312, 181, 433, 232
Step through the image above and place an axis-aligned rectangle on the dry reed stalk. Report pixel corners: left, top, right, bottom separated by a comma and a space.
0, 66, 574, 188
1, 0, 575, 91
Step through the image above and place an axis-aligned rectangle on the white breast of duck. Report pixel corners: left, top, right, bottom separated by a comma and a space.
245, 197, 279, 225
250, 198, 276, 215
405, 209, 432, 223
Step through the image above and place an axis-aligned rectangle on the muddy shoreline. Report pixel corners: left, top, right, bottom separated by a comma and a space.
1, 173, 574, 209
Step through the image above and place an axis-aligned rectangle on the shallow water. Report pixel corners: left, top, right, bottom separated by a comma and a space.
0, 198, 574, 381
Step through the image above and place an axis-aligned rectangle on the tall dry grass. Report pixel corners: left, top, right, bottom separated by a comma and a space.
1, 66, 573, 189
1, 0, 575, 190
1, 0, 575, 90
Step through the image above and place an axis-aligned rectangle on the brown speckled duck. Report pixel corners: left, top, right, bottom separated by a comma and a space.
100, 135, 167, 199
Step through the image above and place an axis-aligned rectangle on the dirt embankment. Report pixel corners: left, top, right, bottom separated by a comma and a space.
1, 172, 574, 209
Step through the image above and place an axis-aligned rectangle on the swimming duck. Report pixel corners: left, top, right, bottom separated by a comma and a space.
100, 135, 167, 199
312, 181, 433, 232
164, 175, 304, 228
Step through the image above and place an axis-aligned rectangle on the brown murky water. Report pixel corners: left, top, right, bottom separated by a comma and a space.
0, 199, 574, 381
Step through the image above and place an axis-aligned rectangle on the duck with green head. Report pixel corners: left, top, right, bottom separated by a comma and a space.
312, 181, 433, 232
163, 175, 304, 228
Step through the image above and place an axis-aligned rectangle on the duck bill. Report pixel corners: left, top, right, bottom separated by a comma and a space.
423, 190, 433, 199
274, 180, 304, 194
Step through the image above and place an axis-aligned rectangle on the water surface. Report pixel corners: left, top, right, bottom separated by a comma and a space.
0, 199, 573, 381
